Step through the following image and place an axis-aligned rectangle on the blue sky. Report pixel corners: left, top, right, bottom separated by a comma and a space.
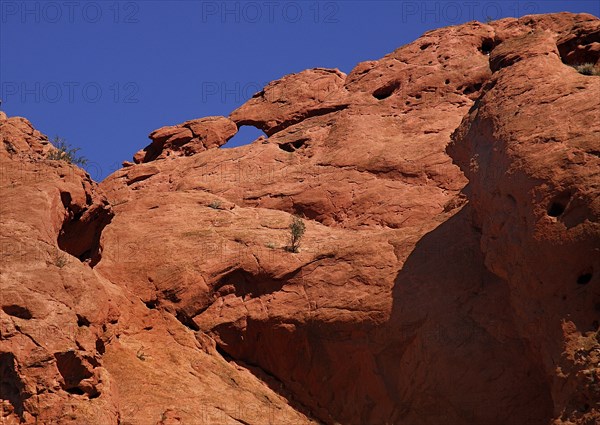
1, 1, 599, 180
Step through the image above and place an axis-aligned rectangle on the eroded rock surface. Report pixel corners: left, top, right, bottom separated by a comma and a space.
1, 12, 599, 425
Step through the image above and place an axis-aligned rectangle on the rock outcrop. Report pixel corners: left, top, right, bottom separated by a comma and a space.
1, 12, 599, 425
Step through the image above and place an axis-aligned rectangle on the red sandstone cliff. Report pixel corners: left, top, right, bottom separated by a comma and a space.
1, 12, 599, 425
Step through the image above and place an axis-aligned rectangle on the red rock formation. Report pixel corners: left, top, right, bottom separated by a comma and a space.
1, 12, 599, 425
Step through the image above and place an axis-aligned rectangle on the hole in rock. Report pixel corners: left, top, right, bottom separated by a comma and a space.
54, 351, 93, 392
279, 138, 308, 153
2, 305, 32, 320
462, 83, 483, 95
547, 202, 566, 217
480, 38, 498, 55
95, 338, 106, 355
0, 353, 25, 419
373, 80, 401, 100
176, 310, 200, 331
577, 272, 593, 285
144, 300, 158, 309
221, 125, 267, 148
57, 193, 114, 266
76, 314, 90, 327
420, 42, 432, 50
557, 33, 600, 67
214, 269, 287, 300
445, 79, 450, 85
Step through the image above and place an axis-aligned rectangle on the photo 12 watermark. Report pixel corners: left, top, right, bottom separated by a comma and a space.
398, 1, 541, 24
199, 1, 340, 24
0, 1, 140, 24
1, 81, 140, 104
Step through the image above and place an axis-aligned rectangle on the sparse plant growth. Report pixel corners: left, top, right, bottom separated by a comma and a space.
266, 242, 276, 249
53, 251, 68, 268
208, 200, 222, 209
286, 215, 306, 253
46, 136, 88, 166
572, 63, 600, 76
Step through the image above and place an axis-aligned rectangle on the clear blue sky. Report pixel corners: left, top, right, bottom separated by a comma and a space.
2, 1, 598, 180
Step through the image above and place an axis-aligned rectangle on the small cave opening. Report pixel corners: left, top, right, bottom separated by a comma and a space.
0, 353, 25, 420
144, 299, 158, 310
577, 272, 593, 285
95, 338, 106, 355
279, 138, 308, 153
557, 33, 600, 69
480, 38, 498, 55
54, 351, 93, 394
175, 310, 200, 331
547, 192, 572, 218
57, 191, 114, 267
76, 314, 90, 327
221, 125, 267, 149
214, 269, 287, 300
2, 305, 32, 320
372, 80, 401, 100
547, 202, 566, 217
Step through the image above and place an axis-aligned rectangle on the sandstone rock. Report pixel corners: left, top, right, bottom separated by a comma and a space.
2, 11, 599, 425
134, 116, 237, 163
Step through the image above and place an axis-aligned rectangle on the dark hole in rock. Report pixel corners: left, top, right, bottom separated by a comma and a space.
279, 139, 308, 153
60, 192, 72, 209
2, 305, 32, 320
57, 197, 114, 267
557, 33, 600, 66
76, 314, 90, 327
214, 269, 287, 300
95, 338, 106, 355
462, 83, 483, 95
54, 351, 93, 392
548, 202, 566, 217
445, 79, 450, 84
592, 320, 599, 331
0, 353, 25, 419
480, 38, 497, 55
373, 80, 401, 100
144, 300, 158, 309
66, 387, 86, 395
577, 272, 592, 285
415, 94, 422, 99
176, 310, 200, 331
420, 42, 431, 50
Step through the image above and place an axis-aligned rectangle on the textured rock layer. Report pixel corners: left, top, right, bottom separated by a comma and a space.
1, 12, 599, 425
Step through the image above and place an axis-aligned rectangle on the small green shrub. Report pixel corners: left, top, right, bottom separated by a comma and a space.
208, 200, 222, 209
266, 242, 276, 249
46, 136, 88, 166
53, 252, 68, 268
286, 215, 306, 253
572, 63, 600, 76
